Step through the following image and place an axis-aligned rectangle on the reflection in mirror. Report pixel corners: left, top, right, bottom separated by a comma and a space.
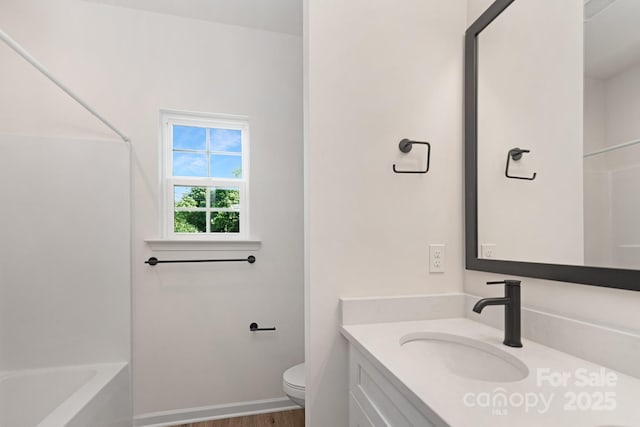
476, 0, 640, 269
583, 0, 640, 269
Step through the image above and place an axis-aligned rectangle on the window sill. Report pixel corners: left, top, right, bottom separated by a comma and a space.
145, 239, 261, 251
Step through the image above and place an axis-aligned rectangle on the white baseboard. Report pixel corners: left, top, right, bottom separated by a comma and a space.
134, 397, 300, 427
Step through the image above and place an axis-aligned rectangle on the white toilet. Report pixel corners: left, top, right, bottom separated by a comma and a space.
283, 363, 305, 407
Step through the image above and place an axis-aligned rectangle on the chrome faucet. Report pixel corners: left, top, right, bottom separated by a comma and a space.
472, 280, 522, 348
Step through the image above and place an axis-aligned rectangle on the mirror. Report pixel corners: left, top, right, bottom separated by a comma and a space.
465, 0, 640, 291
583, 0, 640, 269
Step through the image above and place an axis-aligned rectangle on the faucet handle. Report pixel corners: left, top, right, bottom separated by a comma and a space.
487, 280, 521, 287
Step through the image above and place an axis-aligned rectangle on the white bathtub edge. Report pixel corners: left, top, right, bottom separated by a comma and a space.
134, 397, 300, 427
37, 362, 128, 427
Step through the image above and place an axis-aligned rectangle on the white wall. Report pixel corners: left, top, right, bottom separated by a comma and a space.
583, 78, 611, 266
584, 78, 606, 154
0, 135, 131, 370
0, 0, 303, 417
476, 0, 584, 265
584, 63, 640, 267
584, 63, 640, 170
604, 62, 640, 149
583, 168, 612, 266
305, 0, 467, 425
611, 165, 640, 267
466, 0, 640, 334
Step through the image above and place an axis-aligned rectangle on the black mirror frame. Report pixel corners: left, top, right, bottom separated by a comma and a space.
464, 0, 640, 292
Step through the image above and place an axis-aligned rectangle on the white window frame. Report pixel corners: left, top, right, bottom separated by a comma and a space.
160, 110, 250, 240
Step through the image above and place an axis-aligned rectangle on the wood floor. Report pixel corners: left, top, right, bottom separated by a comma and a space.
171, 409, 304, 427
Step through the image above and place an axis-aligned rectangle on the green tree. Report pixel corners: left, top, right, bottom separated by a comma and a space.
175, 187, 207, 232
174, 187, 240, 233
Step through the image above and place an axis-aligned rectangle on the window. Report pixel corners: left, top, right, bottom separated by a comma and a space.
161, 111, 249, 239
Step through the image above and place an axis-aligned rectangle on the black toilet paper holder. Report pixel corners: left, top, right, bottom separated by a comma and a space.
250, 322, 276, 332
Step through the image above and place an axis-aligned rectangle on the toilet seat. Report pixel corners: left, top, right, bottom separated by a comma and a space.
283, 363, 305, 406
283, 363, 304, 388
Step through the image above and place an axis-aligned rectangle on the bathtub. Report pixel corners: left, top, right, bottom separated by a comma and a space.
0, 362, 131, 427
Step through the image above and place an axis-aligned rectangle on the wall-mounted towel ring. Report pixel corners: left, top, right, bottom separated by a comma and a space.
505, 148, 536, 180
392, 139, 431, 174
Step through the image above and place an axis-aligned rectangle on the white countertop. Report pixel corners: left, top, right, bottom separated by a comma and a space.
341, 318, 640, 427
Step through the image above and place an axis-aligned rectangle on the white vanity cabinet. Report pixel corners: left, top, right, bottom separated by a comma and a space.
348, 345, 445, 427
341, 302, 640, 427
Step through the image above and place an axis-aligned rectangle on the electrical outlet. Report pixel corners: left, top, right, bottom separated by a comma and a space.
429, 244, 445, 273
481, 243, 497, 259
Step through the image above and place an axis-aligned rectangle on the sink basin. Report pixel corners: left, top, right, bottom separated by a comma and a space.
400, 332, 529, 382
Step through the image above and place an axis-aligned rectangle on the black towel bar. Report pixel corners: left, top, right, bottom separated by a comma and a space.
145, 256, 256, 266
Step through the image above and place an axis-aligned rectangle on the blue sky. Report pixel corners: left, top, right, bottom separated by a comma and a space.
173, 125, 242, 178
174, 186, 194, 203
